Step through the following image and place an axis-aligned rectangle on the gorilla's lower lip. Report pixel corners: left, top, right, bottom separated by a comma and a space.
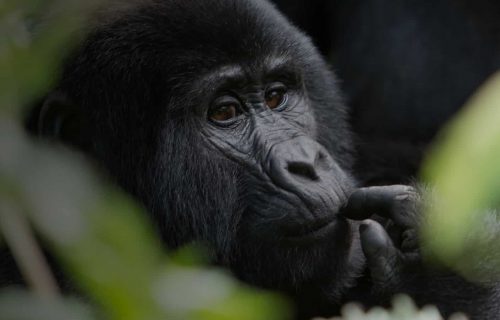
283, 219, 337, 243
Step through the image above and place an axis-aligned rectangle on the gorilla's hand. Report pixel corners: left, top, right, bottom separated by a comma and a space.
341, 185, 422, 295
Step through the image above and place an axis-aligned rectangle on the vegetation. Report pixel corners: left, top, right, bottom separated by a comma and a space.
315, 296, 467, 320
422, 72, 500, 282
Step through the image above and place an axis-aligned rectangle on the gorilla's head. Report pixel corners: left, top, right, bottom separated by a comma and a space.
32, 0, 359, 291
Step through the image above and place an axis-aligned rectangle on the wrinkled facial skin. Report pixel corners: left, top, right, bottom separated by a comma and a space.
198, 61, 352, 244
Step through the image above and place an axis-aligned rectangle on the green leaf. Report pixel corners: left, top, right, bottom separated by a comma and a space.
422, 72, 500, 279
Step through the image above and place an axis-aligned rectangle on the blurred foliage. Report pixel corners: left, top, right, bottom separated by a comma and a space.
422, 72, 500, 282
313, 296, 467, 320
0, 289, 95, 320
0, 0, 101, 114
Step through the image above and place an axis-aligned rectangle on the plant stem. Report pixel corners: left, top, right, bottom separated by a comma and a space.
0, 201, 59, 299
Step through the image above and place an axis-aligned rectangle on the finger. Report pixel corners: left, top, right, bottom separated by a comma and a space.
359, 219, 401, 287
401, 229, 419, 252
342, 185, 418, 227
341, 185, 412, 220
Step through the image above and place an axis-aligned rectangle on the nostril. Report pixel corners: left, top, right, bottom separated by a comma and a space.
287, 161, 319, 181
315, 150, 331, 170
316, 151, 327, 162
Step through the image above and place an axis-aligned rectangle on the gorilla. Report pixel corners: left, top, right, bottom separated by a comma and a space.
18, 0, 500, 319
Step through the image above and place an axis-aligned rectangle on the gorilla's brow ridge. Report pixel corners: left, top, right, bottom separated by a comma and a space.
200, 65, 248, 93
198, 57, 299, 94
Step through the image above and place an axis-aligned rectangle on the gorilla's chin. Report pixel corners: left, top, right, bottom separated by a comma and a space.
231, 216, 354, 289
240, 198, 350, 252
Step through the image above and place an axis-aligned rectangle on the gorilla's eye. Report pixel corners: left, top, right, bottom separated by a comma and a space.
208, 97, 242, 123
209, 105, 238, 122
265, 85, 288, 110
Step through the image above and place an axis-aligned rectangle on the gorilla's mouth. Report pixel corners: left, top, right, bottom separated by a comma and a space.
283, 217, 338, 243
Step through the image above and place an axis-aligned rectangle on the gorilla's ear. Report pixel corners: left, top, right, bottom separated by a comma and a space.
29, 91, 89, 148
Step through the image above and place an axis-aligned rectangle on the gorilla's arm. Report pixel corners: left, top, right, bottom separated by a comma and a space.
341, 185, 500, 319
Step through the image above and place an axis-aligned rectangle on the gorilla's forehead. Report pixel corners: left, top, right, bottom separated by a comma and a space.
64, 0, 311, 97
91, 0, 297, 59
61, 0, 318, 119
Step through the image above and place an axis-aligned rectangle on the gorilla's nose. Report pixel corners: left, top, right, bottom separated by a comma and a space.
287, 159, 319, 180
269, 137, 330, 183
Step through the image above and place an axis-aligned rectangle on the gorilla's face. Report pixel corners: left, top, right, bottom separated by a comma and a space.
36, 0, 358, 287
198, 60, 353, 246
